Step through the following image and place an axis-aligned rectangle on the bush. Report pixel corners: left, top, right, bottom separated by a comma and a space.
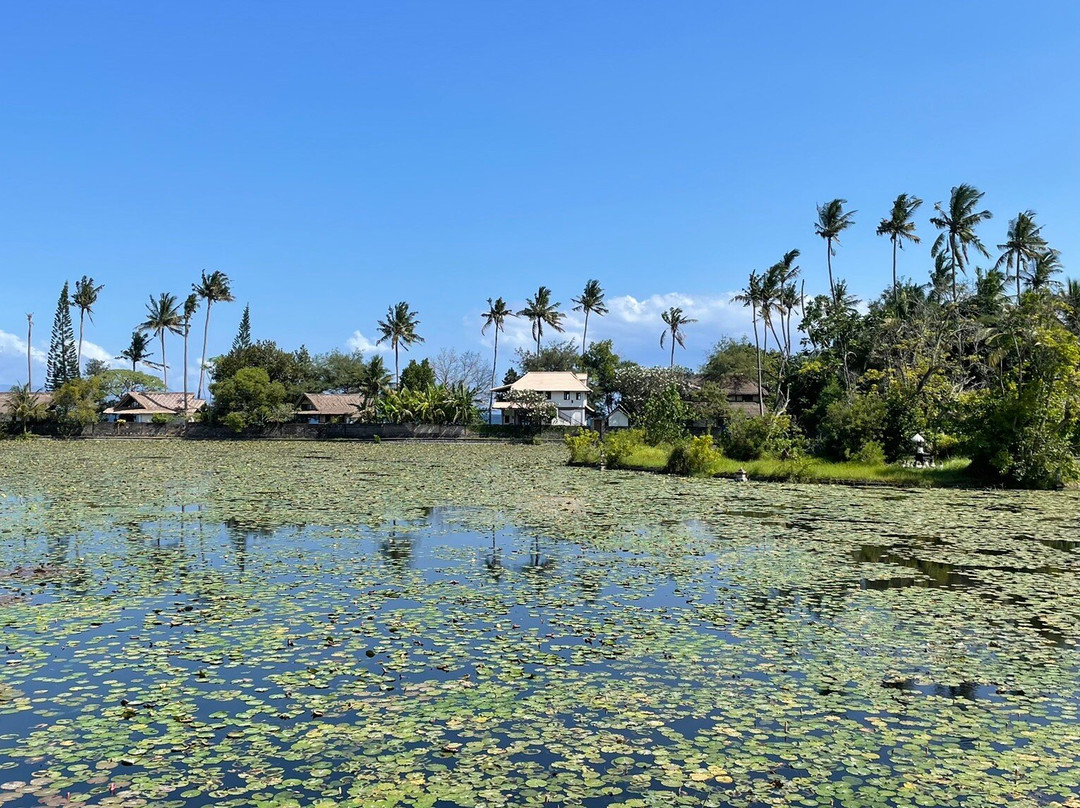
565, 429, 601, 464
722, 413, 802, 461
639, 385, 690, 445
816, 393, 888, 461
222, 411, 248, 434
151, 413, 171, 425
850, 440, 886, 465
665, 435, 724, 477
603, 428, 647, 468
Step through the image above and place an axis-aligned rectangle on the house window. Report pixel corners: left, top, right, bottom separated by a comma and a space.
576, 393, 581, 400
546, 392, 552, 399
564, 392, 571, 401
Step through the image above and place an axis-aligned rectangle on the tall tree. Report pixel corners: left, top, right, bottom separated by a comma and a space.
930, 183, 993, 300
814, 199, 856, 299
376, 301, 424, 385
71, 276, 105, 372
1062, 278, 1080, 335
659, 306, 697, 367
193, 270, 235, 399
518, 286, 565, 355
481, 297, 515, 424
181, 294, 200, 418
26, 314, 33, 391
571, 279, 607, 357
45, 282, 79, 391
232, 304, 252, 352
876, 193, 923, 299
996, 211, 1047, 302
733, 272, 765, 415
118, 331, 153, 372
139, 293, 183, 391
1028, 248, 1063, 293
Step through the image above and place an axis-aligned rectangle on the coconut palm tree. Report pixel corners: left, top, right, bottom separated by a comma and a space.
71, 276, 105, 372
376, 301, 424, 385
995, 211, 1047, 302
139, 293, 183, 390
180, 294, 200, 418
118, 331, 153, 372
571, 279, 607, 357
481, 297, 515, 424
518, 286, 565, 355
930, 184, 993, 300
1028, 248, 1063, 293
25, 314, 33, 390
814, 199, 856, 299
1061, 278, 1080, 335
659, 306, 697, 368
193, 270, 235, 399
733, 272, 765, 416
876, 193, 923, 300
5, 384, 47, 435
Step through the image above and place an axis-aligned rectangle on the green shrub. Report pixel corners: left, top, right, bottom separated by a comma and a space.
151, 413, 171, 425
222, 411, 248, 434
722, 413, 802, 460
850, 440, 886, 465
372, 434, 381, 443
816, 393, 888, 461
639, 385, 690, 445
603, 428, 647, 468
565, 429, 601, 464
665, 435, 724, 477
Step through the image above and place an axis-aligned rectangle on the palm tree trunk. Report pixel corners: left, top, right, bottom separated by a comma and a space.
161, 331, 168, 391
826, 238, 835, 300
581, 310, 589, 357
27, 317, 32, 391
669, 330, 675, 367
892, 237, 898, 304
1016, 256, 1022, 303
394, 343, 400, 386
77, 311, 85, 373
489, 330, 498, 425
197, 302, 212, 400
182, 323, 189, 421
950, 235, 958, 301
752, 306, 763, 417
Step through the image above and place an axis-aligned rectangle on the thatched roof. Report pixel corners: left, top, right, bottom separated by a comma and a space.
103, 392, 206, 416
296, 393, 366, 416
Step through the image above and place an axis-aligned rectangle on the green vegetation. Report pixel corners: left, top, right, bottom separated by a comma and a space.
2, 441, 1080, 806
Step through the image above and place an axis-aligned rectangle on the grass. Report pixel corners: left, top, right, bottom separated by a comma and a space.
576, 440, 976, 487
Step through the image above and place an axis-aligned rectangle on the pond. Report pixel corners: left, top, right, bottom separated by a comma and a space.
1, 441, 1079, 807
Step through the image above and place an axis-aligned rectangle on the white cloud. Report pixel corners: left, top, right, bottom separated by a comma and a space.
0, 328, 47, 363
467, 291, 756, 367
346, 330, 389, 353
79, 339, 115, 366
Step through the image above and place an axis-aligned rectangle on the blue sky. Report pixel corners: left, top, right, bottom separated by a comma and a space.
3, 2, 1079, 388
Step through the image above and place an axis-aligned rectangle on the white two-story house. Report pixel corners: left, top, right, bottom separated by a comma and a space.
491, 371, 592, 426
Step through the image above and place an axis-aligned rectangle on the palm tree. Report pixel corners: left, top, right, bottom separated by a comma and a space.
180, 294, 200, 418
814, 199, 856, 299
193, 270, 235, 399
659, 307, 697, 367
1061, 278, 1080, 335
1028, 248, 1063, 293
25, 314, 33, 391
930, 184, 993, 300
733, 272, 765, 416
5, 384, 47, 435
359, 356, 391, 410
571, 279, 608, 357
995, 211, 1047, 301
71, 276, 105, 372
876, 193, 923, 299
139, 293, 183, 390
481, 297, 515, 424
518, 286, 565, 355
118, 331, 153, 372
376, 301, 424, 385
